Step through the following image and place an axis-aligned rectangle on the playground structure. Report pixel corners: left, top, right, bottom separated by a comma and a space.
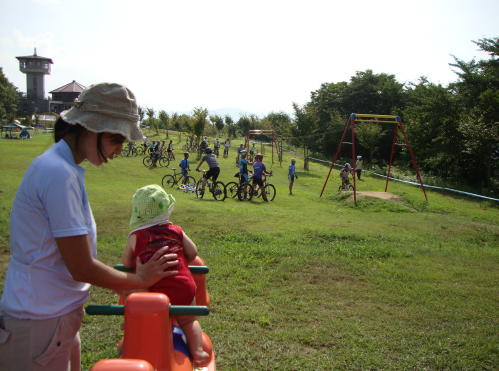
244, 130, 283, 166
320, 113, 427, 204
86, 257, 216, 371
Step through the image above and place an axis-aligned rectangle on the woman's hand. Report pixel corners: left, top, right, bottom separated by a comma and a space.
135, 245, 179, 287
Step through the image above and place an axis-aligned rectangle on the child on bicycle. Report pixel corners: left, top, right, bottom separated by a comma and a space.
196, 147, 220, 187
339, 163, 352, 188
239, 150, 250, 184
252, 153, 271, 194
122, 185, 210, 366
179, 152, 190, 184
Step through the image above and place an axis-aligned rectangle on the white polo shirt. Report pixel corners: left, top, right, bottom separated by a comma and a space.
1, 140, 97, 320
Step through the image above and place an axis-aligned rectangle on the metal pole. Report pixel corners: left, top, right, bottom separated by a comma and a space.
399, 121, 428, 201
385, 125, 398, 192
351, 118, 357, 205
320, 117, 350, 197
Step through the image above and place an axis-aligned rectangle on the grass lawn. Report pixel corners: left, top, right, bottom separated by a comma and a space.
0, 132, 498, 370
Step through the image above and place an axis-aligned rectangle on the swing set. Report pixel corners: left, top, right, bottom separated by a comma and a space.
244, 129, 283, 166
320, 113, 427, 205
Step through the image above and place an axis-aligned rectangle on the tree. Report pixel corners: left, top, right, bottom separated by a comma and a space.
263, 111, 292, 136
209, 114, 224, 135
0, 69, 19, 123
450, 38, 499, 189
402, 78, 461, 178
224, 115, 236, 138
158, 110, 170, 137
138, 106, 145, 125
191, 107, 208, 146
355, 124, 382, 167
146, 107, 160, 135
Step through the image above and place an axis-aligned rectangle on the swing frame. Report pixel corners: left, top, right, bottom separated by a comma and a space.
320, 113, 428, 205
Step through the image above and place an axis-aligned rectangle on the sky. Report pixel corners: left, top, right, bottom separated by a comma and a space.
0, 0, 498, 118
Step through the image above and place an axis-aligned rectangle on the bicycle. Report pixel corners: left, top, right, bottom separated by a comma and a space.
195, 170, 226, 201
338, 178, 354, 191
161, 168, 196, 190
252, 173, 276, 202
143, 152, 170, 168
225, 172, 248, 200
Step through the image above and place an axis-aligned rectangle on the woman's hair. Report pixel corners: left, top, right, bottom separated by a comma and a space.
54, 117, 85, 143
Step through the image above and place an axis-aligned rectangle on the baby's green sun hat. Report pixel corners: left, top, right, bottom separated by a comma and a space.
129, 184, 176, 230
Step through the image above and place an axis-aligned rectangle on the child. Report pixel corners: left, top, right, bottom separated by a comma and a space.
355, 155, 363, 180
179, 152, 190, 184
252, 153, 271, 197
288, 158, 297, 195
122, 185, 210, 366
235, 143, 245, 166
167, 140, 175, 160
223, 138, 230, 157
339, 163, 352, 187
239, 150, 250, 184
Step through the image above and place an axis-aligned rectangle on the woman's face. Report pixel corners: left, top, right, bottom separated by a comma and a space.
80, 131, 126, 166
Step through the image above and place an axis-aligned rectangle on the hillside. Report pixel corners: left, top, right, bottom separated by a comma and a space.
0, 133, 497, 370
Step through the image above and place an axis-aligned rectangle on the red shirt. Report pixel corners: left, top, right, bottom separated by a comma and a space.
131, 223, 196, 305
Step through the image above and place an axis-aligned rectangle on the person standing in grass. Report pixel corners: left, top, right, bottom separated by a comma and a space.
122, 185, 210, 367
239, 150, 250, 184
0, 83, 179, 371
223, 138, 230, 158
355, 155, 363, 180
179, 152, 191, 184
167, 139, 175, 160
288, 158, 297, 195
236, 143, 245, 166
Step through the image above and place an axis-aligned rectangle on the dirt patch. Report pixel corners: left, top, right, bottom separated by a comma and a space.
347, 191, 401, 202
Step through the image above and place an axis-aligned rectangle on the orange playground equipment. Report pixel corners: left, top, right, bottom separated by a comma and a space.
86, 257, 216, 371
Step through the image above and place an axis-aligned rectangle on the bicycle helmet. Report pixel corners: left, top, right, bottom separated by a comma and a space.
205, 147, 213, 154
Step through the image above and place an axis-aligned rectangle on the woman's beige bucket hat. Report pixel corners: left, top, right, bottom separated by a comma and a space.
60, 82, 144, 142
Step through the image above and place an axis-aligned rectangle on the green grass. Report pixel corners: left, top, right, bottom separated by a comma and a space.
1, 133, 498, 370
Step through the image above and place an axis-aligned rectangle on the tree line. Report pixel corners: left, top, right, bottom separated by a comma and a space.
1, 38, 496, 192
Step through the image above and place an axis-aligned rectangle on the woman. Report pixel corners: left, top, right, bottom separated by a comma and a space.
0, 83, 179, 371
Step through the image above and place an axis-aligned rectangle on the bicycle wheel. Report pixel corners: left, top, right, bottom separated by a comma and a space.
161, 175, 176, 188
262, 183, 276, 202
158, 157, 170, 168
196, 179, 205, 199
212, 181, 226, 201
237, 183, 253, 201
143, 156, 153, 168
225, 182, 239, 199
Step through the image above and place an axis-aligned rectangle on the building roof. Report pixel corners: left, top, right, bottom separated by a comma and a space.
50, 80, 86, 94
16, 49, 53, 63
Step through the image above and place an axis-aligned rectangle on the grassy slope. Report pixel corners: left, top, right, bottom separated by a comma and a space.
0, 134, 497, 370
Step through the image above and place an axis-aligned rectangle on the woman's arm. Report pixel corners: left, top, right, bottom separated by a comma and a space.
182, 232, 198, 263
56, 234, 178, 290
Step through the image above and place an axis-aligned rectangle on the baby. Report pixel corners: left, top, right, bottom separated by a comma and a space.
122, 184, 210, 366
